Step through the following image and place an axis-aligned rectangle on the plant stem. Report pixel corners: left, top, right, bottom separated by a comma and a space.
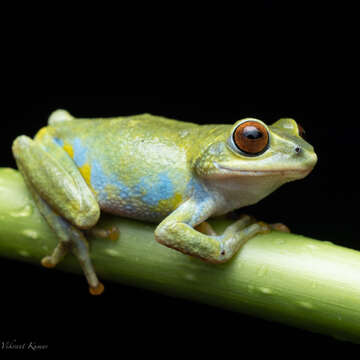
0, 167, 359, 343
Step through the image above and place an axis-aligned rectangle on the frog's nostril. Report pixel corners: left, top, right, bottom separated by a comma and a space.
294, 146, 301, 154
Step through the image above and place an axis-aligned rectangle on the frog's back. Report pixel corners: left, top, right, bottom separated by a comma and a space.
41, 113, 202, 222
50, 113, 199, 135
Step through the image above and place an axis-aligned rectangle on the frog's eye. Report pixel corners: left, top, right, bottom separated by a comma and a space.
297, 123, 306, 138
233, 121, 269, 155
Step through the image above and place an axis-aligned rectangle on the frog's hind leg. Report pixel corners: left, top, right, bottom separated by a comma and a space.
12, 135, 103, 295
18, 164, 103, 295
40, 197, 103, 295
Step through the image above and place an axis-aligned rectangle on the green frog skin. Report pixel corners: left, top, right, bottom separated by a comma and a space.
12, 110, 317, 295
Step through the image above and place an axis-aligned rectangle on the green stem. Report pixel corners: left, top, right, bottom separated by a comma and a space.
0, 168, 360, 343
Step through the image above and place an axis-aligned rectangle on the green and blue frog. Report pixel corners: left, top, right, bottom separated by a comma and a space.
12, 110, 317, 294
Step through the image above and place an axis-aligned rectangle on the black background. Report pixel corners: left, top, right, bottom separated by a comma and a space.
1, 2, 359, 356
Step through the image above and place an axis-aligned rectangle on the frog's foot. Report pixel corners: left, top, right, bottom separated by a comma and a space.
39, 225, 104, 295
41, 240, 104, 295
195, 216, 271, 237
214, 215, 291, 262
232, 214, 290, 233
203, 215, 268, 263
40, 228, 104, 296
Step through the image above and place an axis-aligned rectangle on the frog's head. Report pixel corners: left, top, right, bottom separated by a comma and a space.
194, 118, 317, 206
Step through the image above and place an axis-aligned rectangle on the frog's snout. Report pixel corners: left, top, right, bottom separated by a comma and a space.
301, 148, 318, 174
310, 151, 318, 168
291, 142, 318, 176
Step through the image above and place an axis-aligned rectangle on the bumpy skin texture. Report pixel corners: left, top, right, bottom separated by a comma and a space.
44, 114, 208, 222
12, 111, 317, 294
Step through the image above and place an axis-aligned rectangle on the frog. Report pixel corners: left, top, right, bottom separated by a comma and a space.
12, 110, 317, 295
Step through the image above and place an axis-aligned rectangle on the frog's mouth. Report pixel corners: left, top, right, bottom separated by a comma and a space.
213, 162, 312, 177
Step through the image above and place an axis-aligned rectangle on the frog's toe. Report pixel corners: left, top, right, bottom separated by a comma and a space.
195, 221, 217, 236
41, 241, 69, 269
236, 215, 290, 233
269, 222, 291, 233
41, 256, 57, 268
89, 282, 105, 296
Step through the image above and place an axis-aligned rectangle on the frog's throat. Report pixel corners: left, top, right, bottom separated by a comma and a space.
213, 162, 312, 177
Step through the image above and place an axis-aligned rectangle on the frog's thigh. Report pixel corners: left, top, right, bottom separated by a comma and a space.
12, 135, 100, 229
12, 139, 103, 294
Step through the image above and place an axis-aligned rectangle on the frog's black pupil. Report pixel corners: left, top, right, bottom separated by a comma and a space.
243, 126, 262, 140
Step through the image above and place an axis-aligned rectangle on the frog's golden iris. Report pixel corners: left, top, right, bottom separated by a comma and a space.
233, 120, 269, 155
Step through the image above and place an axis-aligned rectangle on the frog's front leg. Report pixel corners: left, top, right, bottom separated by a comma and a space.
12, 133, 104, 295
155, 197, 270, 263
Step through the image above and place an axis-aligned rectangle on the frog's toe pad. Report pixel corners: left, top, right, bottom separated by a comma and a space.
41, 256, 56, 269
89, 282, 105, 296
270, 223, 291, 233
